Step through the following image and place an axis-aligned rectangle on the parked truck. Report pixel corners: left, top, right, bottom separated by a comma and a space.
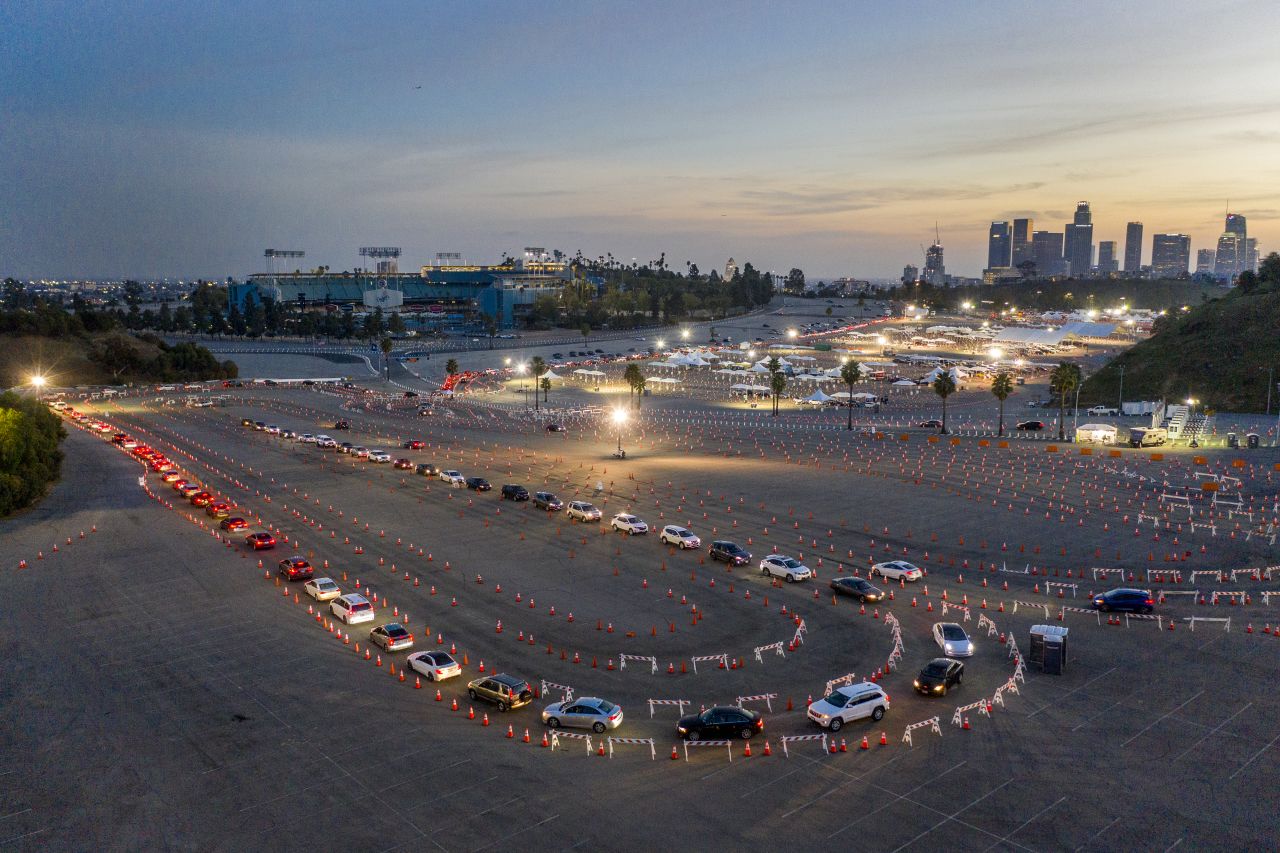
1087, 405, 1119, 416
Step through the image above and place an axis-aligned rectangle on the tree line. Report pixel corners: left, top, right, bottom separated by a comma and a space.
0, 391, 64, 516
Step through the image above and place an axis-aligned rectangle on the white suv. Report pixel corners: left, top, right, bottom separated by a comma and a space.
807, 683, 890, 732
368, 450, 391, 463
566, 501, 602, 522
611, 514, 649, 535
759, 555, 812, 582
660, 525, 701, 549
315, 435, 335, 448
331, 593, 375, 625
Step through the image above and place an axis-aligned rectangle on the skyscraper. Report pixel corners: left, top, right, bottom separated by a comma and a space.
1011, 218, 1034, 266
1214, 213, 1248, 280
902, 264, 918, 286
987, 221, 1012, 269
1064, 201, 1093, 276
1032, 231, 1065, 277
1195, 249, 1216, 274
1245, 238, 1259, 273
923, 240, 946, 286
1124, 222, 1143, 273
1151, 233, 1191, 277
724, 258, 739, 280
1097, 241, 1118, 274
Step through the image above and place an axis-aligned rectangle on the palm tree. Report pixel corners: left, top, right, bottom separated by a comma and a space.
623, 363, 643, 409
770, 371, 787, 416
991, 372, 1014, 437
632, 372, 646, 410
445, 358, 459, 377
530, 356, 547, 411
932, 372, 957, 434
1049, 362, 1082, 441
540, 376, 551, 405
380, 336, 394, 381
840, 360, 862, 430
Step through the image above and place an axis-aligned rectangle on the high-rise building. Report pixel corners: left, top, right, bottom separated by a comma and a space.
1011, 218, 1034, 266
987, 221, 1012, 269
1064, 201, 1093, 276
1097, 241, 1118, 274
1245, 238, 1259, 273
1124, 222, 1143, 273
1214, 213, 1248, 280
724, 258, 739, 280
902, 264, 918, 286
923, 240, 946, 286
1032, 231, 1066, 277
1196, 249, 1216, 274
1151, 233, 1191, 277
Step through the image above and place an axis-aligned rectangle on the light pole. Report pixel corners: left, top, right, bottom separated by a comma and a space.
1117, 365, 1125, 413
611, 407, 628, 457
515, 362, 528, 408
1072, 382, 1083, 435
1186, 397, 1199, 448
1265, 366, 1273, 417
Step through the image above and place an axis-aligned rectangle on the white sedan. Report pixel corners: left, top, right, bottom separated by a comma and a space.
660, 525, 701, 549
304, 577, 342, 601
759, 555, 813, 582
439, 470, 465, 486
873, 560, 924, 582
298, 433, 315, 443
611, 514, 649, 535
933, 622, 974, 657
407, 650, 462, 681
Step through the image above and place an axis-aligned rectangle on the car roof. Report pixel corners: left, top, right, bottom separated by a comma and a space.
493, 673, 526, 686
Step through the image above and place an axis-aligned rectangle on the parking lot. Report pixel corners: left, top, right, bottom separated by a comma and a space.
3, 384, 1279, 851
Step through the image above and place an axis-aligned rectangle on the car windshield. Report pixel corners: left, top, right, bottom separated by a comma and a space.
923, 662, 950, 677
942, 625, 966, 640
822, 692, 849, 708
679, 531, 694, 538
429, 653, 451, 665
780, 558, 800, 568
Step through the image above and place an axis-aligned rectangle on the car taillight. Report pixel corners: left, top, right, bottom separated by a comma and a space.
1146, 599, 1154, 605
405, 635, 413, 643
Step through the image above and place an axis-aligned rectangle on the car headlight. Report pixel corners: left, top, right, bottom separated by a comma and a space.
676, 726, 687, 734
913, 680, 920, 688
945, 643, 953, 652
934, 685, 944, 692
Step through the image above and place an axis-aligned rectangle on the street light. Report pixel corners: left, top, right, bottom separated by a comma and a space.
786, 328, 798, 340
988, 347, 1004, 362
1186, 397, 1199, 448
680, 328, 690, 341
655, 338, 665, 351
611, 407, 629, 457
30, 374, 46, 401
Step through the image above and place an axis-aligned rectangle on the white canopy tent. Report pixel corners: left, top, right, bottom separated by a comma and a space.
802, 390, 834, 404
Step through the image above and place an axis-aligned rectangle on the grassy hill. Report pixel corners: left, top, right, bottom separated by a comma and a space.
1081, 269, 1280, 413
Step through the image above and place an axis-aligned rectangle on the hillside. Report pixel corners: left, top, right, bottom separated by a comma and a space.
1081, 257, 1280, 412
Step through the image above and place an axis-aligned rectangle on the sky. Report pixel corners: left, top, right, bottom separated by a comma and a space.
3, 0, 1280, 280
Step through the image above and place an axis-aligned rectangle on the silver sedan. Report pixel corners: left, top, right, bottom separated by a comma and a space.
541, 697, 624, 733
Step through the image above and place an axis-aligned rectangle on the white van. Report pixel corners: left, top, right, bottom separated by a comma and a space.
331, 594, 375, 624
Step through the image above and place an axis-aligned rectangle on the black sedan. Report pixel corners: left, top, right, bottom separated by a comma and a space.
545, 423, 565, 432
1016, 420, 1045, 431
1091, 588, 1154, 614
914, 658, 964, 696
465, 477, 492, 492
677, 706, 762, 741
708, 540, 752, 566
916, 419, 943, 429
829, 577, 883, 602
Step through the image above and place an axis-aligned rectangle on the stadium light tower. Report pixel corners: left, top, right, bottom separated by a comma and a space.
359, 247, 402, 287
264, 249, 305, 275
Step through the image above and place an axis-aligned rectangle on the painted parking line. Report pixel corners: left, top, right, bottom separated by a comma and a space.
1228, 732, 1280, 781
1171, 702, 1253, 761
1120, 690, 1205, 747
824, 761, 965, 837
982, 795, 1065, 852
890, 779, 1014, 853
1073, 816, 1120, 852
1024, 666, 1118, 718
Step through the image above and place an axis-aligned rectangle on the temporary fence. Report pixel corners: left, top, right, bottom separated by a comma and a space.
549, 731, 593, 755
991, 678, 1019, 708
754, 641, 787, 663
620, 654, 659, 675
608, 737, 657, 760
939, 600, 971, 621
690, 654, 729, 674
648, 699, 691, 718
901, 717, 942, 747
683, 740, 733, 762
1043, 582, 1078, 598
780, 734, 829, 757
793, 619, 808, 647
977, 613, 999, 638
951, 700, 991, 727
1186, 617, 1231, 632
824, 672, 860, 696
1091, 568, 1126, 582
541, 680, 574, 703
736, 693, 778, 712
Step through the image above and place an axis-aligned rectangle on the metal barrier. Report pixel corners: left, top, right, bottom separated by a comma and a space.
541, 680, 574, 703
754, 641, 786, 663
549, 731, 593, 754
1186, 617, 1231, 632
690, 654, 729, 674
824, 673, 860, 697
951, 701, 991, 727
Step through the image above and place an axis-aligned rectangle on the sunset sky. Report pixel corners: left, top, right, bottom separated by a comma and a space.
4, 0, 1278, 279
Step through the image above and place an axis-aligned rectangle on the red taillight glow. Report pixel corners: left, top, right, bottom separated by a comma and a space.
1146, 599, 1154, 605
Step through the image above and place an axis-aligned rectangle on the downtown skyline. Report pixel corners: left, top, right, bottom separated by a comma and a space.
3, 0, 1279, 280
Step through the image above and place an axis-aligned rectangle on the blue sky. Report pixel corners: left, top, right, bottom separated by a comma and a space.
3, 0, 1278, 279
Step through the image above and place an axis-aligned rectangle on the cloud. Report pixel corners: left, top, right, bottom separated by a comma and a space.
728, 182, 1046, 217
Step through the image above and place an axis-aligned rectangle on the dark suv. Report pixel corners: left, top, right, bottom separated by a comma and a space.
333, 420, 350, 430
501, 484, 529, 501
416, 463, 439, 477
1091, 588, 1154, 614
467, 673, 533, 711
709, 540, 752, 566
465, 477, 491, 492
533, 491, 563, 511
